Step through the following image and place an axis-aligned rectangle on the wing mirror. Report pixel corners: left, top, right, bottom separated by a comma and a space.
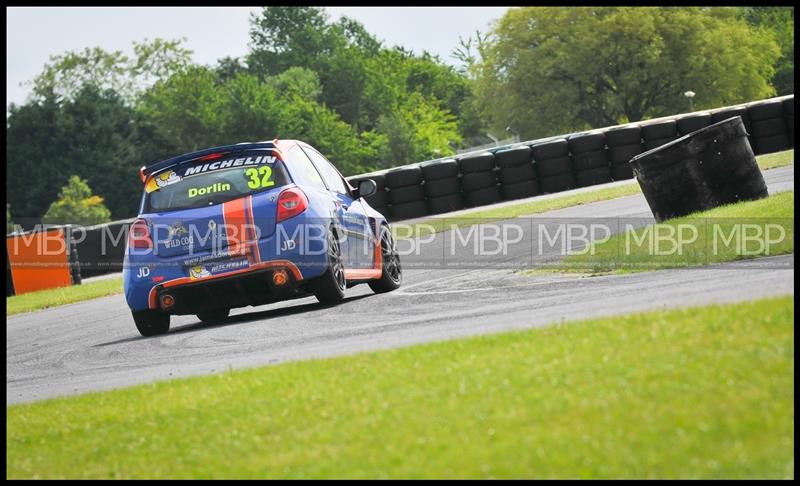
356, 179, 377, 198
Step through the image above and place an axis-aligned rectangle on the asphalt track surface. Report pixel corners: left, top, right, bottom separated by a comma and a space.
7, 166, 794, 404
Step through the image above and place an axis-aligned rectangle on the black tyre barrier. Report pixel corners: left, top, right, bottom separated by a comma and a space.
568, 131, 606, 154
630, 116, 768, 222
74, 220, 133, 278
460, 171, 497, 192
609, 143, 644, 165
464, 185, 502, 207
787, 118, 794, 146
610, 163, 635, 180
502, 180, 541, 200
6, 249, 14, 297
571, 150, 609, 172
457, 152, 495, 173
784, 96, 794, 146
751, 118, 788, 138
428, 193, 465, 214
373, 206, 391, 218
388, 184, 425, 205
747, 99, 784, 121
390, 200, 428, 221
753, 134, 791, 155
539, 173, 577, 193
365, 189, 389, 208
604, 125, 642, 146
531, 139, 569, 159
424, 177, 461, 198
711, 106, 749, 125
385, 166, 422, 188
575, 167, 612, 188
495, 146, 533, 168
677, 113, 712, 135
69, 235, 82, 285
534, 156, 573, 178
348, 173, 386, 191
498, 163, 536, 184
782, 96, 794, 115
641, 120, 677, 140
420, 158, 459, 180
643, 137, 677, 151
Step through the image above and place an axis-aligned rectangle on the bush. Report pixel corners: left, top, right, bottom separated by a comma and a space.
42, 176, 112, 226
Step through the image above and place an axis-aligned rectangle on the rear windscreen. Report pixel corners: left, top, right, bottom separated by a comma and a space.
144, 153, 291, 212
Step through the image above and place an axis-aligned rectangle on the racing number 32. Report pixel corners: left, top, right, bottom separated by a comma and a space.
245, 166, 274, 189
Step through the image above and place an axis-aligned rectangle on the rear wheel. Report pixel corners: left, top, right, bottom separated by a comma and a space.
369, 226, 402, 294
311, 228, 346, 305
197, 308, 230, 324
132, 310, 170, 337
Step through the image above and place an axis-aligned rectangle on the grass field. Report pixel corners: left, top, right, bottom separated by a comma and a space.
6, 277, 123, 316
555, 191, 794, 274
7, 296, 794, 479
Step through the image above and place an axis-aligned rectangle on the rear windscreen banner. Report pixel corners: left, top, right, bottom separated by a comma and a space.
145, 154, 279, 193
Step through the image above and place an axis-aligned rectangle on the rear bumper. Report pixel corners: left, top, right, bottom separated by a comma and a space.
148, 260, 305, 315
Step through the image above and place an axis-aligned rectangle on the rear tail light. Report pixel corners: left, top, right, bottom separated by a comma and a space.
276, 187, 309, 222
129, 218, 153, 250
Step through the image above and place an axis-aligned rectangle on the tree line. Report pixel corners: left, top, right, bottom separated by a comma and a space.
6, 6, 793, 225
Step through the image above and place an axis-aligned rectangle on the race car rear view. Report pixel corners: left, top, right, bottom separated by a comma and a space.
123, 139, 402, 337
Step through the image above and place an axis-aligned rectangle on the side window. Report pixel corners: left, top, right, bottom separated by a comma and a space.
303, 147, 348, 195
285, 145, 327, 192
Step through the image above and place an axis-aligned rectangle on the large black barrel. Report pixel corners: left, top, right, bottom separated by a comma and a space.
630, 116, 768, 222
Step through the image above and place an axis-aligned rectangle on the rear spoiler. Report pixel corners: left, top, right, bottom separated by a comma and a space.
140, 141, 282, 182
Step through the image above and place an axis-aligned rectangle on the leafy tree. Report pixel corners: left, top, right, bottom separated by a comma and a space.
42, 176, 112, 226
475, 7, 782, 139
738, 7, 794, 96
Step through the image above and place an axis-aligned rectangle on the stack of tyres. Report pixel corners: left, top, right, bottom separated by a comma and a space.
386, 166, 428, 221
420, 158, 463, 214
457, 152, 501, 207
348, 173, 390, 218
568, 131, 611, 188
784, 96, 794, 147
641, 119, 679, 151
710, 105, 751, 145
494, 146, 540, 201
676, 112, 713, 136
531, 139, 575, 193
603, 124, 643, 180
747, 98, 790, 155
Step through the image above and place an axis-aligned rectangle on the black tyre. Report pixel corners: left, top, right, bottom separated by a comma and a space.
420, 159, 459, 180
610, 163, 634, 181
641, 120, 677, 141
133, 310, 170, 337
428, 193, 464, 214
782, 96, 793, 115
424, 177, 460, 198
460, 171, 497, 192
753, 134, 791, 155
751, 118, 787, 138
568, 132, 606, 154
311, 228, 346, 305
534, 156, 573, 178
373, 205, 391, 218
609, 144, 644, 165
197, 308, 230, 323
643, 137, 677, 151
787, 118, 794, 146
368, 226, 402, 294
348, 174, 386, 191
364, 189, 389, 208
388, 184, 425, 205
604, 125, 642, 146
677, 113, 712, 135
457, 152, 495, 173
747, 99, 783, 121
390, 200, 429, 221
575, 167, 612, 188
498, 163, 536, 184
502, 180, 540, 200
571, 150, 609, 172
386, 166, 422, 188
711, 106, 749, 125
464, 185, 501, 207
531, 139, 569, 159
539, 173, 576, 193
495, 146, 532, 167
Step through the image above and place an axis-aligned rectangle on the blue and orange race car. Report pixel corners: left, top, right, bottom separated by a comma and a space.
123, 139, 402, 337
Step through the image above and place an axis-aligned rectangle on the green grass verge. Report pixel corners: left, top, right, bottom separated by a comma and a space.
7, 296, 794, 479
6, 277, 123, 316
395, 149, 793, 240
555, 191, 794, 274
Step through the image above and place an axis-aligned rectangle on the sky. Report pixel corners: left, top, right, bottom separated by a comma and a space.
5, 6, 511, 107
